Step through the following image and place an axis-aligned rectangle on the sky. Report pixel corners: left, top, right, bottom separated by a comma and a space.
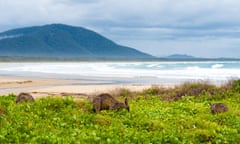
0, 0, 240, 58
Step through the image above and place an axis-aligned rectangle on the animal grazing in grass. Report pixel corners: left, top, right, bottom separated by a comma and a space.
210, 103, 228, 114
0, 108, 4, 115
92, 93, 129, 113
15, 92, 35, 103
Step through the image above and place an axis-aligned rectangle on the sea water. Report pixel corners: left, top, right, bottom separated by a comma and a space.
0, 61, 240, 84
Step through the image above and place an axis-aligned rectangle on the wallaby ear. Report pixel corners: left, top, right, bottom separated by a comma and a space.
125, 97, 128, 106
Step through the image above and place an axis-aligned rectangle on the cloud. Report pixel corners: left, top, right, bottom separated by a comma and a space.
0, 0, 240, 57
118, 37, 240, 58
2, 0, 240, 28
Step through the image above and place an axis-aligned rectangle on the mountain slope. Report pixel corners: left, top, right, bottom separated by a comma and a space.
0, 24, 153, 58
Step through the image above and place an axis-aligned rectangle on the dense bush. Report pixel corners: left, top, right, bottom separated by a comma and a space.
232, 79, 240, 93
140, 80, 240, 101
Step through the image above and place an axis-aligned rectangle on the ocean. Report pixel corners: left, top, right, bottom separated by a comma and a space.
0, 61, 240, 85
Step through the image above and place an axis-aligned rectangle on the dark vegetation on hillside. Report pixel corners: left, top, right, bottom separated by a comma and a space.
0, 24, 153, 59
0, 55, 157, 62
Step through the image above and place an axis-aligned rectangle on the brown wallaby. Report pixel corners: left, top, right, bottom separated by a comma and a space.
210, 103, 228, 114
0, 108, 4, 115
15, 92, 35, 103
93, 93, 129, 113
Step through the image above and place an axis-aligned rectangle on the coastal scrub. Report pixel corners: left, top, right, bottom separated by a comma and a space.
0, 81, 240, 143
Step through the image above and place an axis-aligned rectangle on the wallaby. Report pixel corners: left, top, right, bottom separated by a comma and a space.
15, 92, 35, 103
0, 108, 4, 115
210, 103, 228, 114
93, 93, 129, 113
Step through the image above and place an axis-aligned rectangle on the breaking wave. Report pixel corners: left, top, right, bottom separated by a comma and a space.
0, 61, 240, 82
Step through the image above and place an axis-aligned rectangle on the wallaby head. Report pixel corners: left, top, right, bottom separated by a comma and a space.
93, 93, 130, 113
15, 92, 35, 103
110, 97, 130, 112
210, 102, 228, 114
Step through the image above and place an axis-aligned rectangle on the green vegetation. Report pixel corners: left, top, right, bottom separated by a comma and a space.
1, 80, 240, 143
0, 24, 153, 59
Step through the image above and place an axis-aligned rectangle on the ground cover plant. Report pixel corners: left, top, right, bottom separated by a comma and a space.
0, 80, 240, 143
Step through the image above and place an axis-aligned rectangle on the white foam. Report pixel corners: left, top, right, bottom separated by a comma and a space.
0, 62, 240, 81
211, 64, 224, 69
186, 66, 201, 70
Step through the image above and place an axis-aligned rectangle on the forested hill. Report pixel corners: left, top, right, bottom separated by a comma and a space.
0, 24, 153, 59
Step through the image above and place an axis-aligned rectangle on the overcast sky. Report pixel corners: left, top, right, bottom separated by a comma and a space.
0, 0, 240, 58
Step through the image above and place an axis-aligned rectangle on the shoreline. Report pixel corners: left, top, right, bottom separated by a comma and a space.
0, 76, 171, 99
0, 62, 238, 88
1, 61, 235, 98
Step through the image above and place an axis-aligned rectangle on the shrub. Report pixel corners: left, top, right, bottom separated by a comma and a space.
232, 79, 240, 93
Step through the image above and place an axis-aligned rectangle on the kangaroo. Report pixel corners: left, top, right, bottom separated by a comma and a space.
15, 92, 35, 103
210, 103, 228, 114
93, 93, 129, 113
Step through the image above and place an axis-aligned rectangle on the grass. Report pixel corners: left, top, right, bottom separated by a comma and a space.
0, 80, 240, 143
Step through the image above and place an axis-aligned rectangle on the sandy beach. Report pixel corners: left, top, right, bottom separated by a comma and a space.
0, 76, 160, 99
1, 61, 237, 99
